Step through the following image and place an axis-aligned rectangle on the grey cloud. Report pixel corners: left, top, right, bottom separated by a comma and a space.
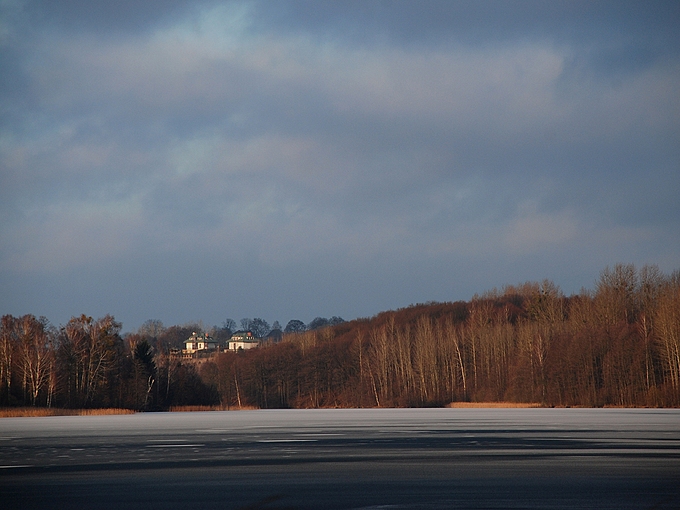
1, 1, 678, 330
23, 0, 205, 34
252, 1, 680, 49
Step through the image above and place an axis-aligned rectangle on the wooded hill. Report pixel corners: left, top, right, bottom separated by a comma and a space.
2, 264, 679, 409
207, 264, 680, 409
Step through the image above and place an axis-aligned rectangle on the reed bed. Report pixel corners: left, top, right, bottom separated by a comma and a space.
1, 403, 548, 417
446, 402, 542, 408
168, 405, 258, 412
0, 407, 136, 418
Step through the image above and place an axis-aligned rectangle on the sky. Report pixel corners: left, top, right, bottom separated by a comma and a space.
1, 0, 679, 333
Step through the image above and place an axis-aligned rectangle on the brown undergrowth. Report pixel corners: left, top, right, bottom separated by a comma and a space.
446, 402, 542, 408
168, 405, 259, 412
0, 408, 136, 418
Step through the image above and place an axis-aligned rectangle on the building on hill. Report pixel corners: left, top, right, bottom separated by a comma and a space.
182, 332, 219, 358
228, 330, 260, 351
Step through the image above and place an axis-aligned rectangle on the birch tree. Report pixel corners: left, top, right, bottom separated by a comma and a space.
58, 315, 122, 407
0, 315, 18, 404
17, 315, 54, 405
655, 283, 680, 393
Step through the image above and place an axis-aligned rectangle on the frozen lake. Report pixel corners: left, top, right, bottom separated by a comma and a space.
1, 408, 679, 509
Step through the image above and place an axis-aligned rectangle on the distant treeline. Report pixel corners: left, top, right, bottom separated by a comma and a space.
2, 264, 679, 409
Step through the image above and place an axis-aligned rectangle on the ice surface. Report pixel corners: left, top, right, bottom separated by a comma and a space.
1, 408, 679, 509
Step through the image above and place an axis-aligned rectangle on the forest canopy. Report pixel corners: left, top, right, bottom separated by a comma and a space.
2, 264, 679, 410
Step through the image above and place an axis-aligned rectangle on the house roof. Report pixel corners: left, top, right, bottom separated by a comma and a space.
230, 330, 253, 338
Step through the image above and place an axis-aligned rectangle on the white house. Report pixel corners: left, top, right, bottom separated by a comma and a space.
183, 332, 219, 355
228, 330, 260, 351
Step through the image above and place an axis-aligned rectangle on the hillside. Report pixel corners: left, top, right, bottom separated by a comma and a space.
2, 264, 679, 410
201, 264, 680, 409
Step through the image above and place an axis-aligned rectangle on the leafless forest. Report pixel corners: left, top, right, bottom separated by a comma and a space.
2, 264, 679, 410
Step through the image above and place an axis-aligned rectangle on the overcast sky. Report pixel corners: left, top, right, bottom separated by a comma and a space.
1, 0, 679, 332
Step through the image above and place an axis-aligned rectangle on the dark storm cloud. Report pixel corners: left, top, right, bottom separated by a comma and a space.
1, 1, 678, 330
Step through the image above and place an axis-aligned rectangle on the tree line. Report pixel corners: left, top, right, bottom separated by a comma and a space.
0, 312, 344, 409
2, 264, 679, 409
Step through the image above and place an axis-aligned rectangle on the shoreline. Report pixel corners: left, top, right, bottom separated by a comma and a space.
4, 402, 676, 417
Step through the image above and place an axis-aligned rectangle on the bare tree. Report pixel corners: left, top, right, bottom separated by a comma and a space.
0, 315, 18, 404
59, 315, 122, 407
222, 319, 237, 333
595, 264, 638, 325
138, 320, 165, 340
444, 317, 467, 401
655, 283, 680, 393
17, 315, 53, 405
250, 318, 270, 339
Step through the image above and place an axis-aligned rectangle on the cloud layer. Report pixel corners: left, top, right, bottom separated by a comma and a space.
2, 1, 679, 330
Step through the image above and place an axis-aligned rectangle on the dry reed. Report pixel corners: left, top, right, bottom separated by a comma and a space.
0, 408, 135, 418
168, 405, 258, 412
446, 402, 542, 408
